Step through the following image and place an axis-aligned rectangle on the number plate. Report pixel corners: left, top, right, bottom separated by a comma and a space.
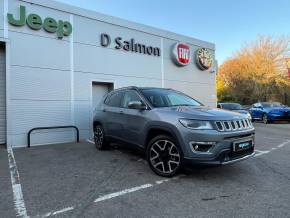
233, 140, 252, 152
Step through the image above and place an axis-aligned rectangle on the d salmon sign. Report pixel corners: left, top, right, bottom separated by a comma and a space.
172, 42, 191, 66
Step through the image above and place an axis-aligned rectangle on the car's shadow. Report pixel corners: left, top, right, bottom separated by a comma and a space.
107, 142, 248, 178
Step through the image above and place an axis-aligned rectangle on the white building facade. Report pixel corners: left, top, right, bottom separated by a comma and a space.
0, 0, 216, 147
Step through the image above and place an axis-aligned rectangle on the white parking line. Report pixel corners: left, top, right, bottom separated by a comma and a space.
7, 145, 29, 218
277, 140, 290, 148
35, 175, 183, 217
271, 147, 277, 150
255, 149, 270, 153
40, 207, 74, 218
254, 140, 290, 157
94, 183, 153, 203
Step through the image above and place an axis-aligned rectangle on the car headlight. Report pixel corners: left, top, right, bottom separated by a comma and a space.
179, 119, 213, 130
247, 112, 252, 119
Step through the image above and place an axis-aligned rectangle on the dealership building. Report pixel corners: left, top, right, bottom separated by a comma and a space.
0, 0, 216, 148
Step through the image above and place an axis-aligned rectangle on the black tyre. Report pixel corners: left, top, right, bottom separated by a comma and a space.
262, 114, 269, 124
147, 135, 183, 177
94, 125, 109, 150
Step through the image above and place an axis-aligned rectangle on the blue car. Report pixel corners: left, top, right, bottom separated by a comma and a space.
249, 102, 290, 124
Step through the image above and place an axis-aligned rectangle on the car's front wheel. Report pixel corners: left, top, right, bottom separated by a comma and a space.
147, 135, 183, 177
94, 125, 109, 150
262, 113, 270, 124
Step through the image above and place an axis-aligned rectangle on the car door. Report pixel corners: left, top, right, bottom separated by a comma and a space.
103, 90, 125, 139
250, 103, 262, 119
119, 90, 149, 146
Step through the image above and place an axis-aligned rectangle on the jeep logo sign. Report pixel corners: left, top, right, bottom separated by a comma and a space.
172, 42, 191, 66
7, 5, 72, 39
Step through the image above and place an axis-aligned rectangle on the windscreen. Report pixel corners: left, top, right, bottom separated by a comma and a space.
141, 88, 202, 108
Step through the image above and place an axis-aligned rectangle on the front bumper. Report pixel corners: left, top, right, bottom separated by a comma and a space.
176, 123, 255, 165
183, 148, 255, 166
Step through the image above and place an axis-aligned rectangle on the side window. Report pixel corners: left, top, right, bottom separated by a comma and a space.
122, 90, 142, 108
105, 91, 124, 107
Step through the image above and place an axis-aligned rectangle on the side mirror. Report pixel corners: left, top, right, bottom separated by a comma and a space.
128, 101, 147, 110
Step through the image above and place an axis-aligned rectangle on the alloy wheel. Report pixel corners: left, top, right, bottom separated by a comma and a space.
263, 114, 268, 124
149, 139, 180, 174
94, 126, 104, 148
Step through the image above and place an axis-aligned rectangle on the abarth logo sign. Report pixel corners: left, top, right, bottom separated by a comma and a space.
172, 43, 191, 66
196, 48, 213, 70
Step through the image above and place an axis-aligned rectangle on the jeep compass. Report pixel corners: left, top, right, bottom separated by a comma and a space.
93, 87, 255, 177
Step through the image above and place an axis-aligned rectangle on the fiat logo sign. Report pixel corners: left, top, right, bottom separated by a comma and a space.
172, 42, 191, 66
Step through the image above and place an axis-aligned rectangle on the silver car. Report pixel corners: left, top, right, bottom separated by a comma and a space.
93, 87, 255, 177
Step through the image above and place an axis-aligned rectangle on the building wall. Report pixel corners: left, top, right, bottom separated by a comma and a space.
1, 0, 216, 147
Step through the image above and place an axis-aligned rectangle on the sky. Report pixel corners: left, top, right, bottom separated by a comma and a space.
56, 0, 290, 64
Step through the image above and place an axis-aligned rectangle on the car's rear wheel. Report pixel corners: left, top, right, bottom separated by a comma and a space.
147, 135, 182, 177
94, 125, 109, 150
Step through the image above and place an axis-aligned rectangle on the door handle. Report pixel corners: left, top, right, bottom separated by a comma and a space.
102, 109, 106, 112
119, 110, 124, 114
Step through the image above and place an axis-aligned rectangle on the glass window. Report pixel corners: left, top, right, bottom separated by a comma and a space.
122, 90, 142, 108
221, 103, 243, 110
253, 103, 262, 108
140, 88, 202, 108
105, 91, 124, 107
261, 102, 282, 108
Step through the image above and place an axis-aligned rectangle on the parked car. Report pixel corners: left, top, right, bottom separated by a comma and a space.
93, 87, 255, 177
249, 102, 290, 124
217, 103, 252, 120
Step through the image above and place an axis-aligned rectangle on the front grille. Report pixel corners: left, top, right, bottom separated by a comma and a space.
215, 119, 253, 132
227, 147, 254, 160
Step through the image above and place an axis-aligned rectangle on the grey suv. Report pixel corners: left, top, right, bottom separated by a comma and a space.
93, 87, 255, 177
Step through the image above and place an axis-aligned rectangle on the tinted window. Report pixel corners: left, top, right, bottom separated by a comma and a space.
253, 103, 263, 108
221, 103, 243, 110
105, 91, 124, 107
122, 90, 142, 108
141, 88, 202, 108
261, 102, 282, 108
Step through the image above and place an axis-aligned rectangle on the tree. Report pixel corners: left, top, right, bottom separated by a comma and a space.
217, 35, 290, 105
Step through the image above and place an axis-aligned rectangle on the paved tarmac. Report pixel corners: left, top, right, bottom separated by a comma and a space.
1, 122, 290, 218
